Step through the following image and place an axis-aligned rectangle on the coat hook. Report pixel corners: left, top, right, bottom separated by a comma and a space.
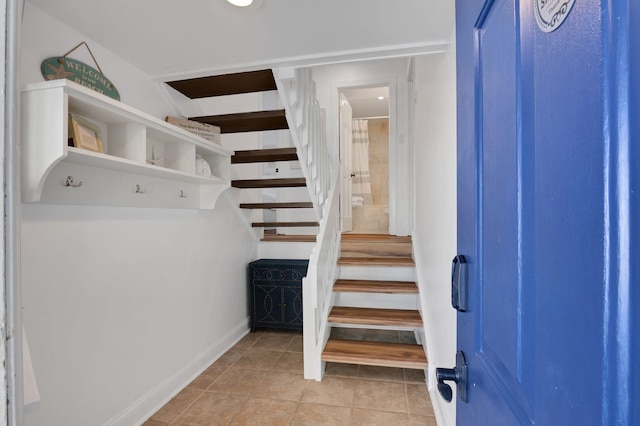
64, 176, 82, 187
179, 190, 188, 198
135, 184, 147, 194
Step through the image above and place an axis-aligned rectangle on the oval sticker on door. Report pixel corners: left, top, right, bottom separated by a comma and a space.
534, 0, 576, 33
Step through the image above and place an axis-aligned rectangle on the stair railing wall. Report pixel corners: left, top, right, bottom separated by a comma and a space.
274, 67, 339, 380
273, 68, 334, 220
301, 174, 341, 380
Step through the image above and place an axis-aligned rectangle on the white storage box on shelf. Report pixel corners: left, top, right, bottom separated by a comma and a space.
21, 79, 233, 209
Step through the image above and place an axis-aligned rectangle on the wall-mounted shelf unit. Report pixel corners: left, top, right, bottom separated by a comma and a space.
21, 79, 233, 209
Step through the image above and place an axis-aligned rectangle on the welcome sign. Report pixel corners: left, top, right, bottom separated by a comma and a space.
41, 57, 120, 101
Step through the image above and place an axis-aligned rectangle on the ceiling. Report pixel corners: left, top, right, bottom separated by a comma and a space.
26, 0, 455, 81
342, 86, 389, 119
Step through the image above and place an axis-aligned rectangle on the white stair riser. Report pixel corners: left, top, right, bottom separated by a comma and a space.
338, 265, 417, 281
257, 241, 315, 259
328, 323, 420, 332
334, 292, 418, 310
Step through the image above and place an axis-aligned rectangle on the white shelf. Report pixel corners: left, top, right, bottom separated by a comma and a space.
21, 80, 232, 209
64, 148, 226, 185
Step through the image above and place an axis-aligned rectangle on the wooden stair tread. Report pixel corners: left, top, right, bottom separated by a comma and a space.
328, 307, 422, 327
241, 201, 313, 209
231, 178, 306, 188
333, 279, 418, 294
252, 222, 319, 228
340, 234, 413, 258
341, 234, 412, 243
322, 339, 427, 369
337, 256, 415, 266
232, 148, 298, 164
190, 109, 287, 133
261, 234, 317, 242
166, 70, 277, 99
240, 202, 313, 209
340, 242, 412, 258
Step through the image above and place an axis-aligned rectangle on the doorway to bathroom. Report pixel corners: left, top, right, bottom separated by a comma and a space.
339, 86, 390, 234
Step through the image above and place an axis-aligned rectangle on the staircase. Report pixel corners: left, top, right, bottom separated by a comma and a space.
322, 234, 428, 371
165, 69, 319, 239
164, 69, 426, 380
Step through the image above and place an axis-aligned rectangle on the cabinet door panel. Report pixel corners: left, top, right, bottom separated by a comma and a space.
252, 285, 281, 327
282, 286, 303, 327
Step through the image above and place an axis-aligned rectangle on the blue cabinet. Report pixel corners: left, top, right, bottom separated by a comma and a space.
248, 259, 308, 332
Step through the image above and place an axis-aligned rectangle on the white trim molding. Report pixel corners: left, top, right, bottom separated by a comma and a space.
155, 41, 451, 82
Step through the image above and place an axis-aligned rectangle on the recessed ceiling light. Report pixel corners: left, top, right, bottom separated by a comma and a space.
377, 96, 385, 100
227, 0, 253, 6
224, 0, 263, 10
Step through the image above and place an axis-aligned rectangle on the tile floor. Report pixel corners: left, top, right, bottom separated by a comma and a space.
144, 329, 436, 425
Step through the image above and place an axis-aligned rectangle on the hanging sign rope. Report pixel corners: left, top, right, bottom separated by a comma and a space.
41, 41, 120, 101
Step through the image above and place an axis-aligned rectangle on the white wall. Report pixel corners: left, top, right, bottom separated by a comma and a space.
412, 45, 457, 425
21, 2, 178, 118
21, 5, 257, 425
22, 200, 256, 426
311, 59, 412, 235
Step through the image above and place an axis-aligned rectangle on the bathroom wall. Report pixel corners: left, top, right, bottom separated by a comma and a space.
352, 118, 389, 233
367, 118, 389, 206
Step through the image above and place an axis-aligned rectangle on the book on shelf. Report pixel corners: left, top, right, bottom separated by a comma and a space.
165, 116, 221, 145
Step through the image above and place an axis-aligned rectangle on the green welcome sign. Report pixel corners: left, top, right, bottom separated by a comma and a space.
41, 57, 120, 101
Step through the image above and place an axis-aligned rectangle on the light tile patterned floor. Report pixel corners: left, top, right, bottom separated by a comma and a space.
145, 330, 436, 425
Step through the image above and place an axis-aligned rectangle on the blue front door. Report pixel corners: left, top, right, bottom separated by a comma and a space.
455, 0, 639, 424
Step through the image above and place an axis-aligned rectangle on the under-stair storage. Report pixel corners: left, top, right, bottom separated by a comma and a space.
248, 259, 308, 332
22, 79, 232, 209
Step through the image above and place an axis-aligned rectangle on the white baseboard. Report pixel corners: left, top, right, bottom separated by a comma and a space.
103, 317, 250, 426
430, 387, 456, 426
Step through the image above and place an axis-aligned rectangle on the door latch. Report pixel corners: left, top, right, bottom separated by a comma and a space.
451, 255, 468, 312
436, 351, 468, 403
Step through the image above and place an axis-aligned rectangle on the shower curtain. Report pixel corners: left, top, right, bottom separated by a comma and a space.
351, 119, 373, 206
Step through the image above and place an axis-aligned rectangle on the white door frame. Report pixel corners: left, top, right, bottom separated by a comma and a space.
338, 93, 353, 232
331, 77, 403, 235
6, 0, 22, 424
